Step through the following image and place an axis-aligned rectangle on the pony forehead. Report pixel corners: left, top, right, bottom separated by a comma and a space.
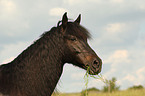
65, 22, 91, 40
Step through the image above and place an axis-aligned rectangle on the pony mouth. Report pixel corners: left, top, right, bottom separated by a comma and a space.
83, 65, 101, 75
89, 69, 100, 75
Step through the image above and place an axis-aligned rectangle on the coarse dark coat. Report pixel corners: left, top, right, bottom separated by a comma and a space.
0, 13, 102, 96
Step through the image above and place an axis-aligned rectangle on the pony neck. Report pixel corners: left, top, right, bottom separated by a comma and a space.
10, 27, 65, 95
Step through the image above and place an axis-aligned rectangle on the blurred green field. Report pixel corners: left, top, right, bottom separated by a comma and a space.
52, 89, 145, 96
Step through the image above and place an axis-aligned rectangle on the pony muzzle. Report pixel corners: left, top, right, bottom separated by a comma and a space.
86, 56, 102, 75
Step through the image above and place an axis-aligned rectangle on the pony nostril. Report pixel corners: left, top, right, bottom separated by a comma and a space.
93, 60, 100, 68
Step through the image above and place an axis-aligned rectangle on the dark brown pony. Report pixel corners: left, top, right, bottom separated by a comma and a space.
0, 13, 102, 96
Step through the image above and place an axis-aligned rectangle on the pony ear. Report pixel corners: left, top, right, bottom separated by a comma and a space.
62, 12, 68, 30
74, 14, 81, 24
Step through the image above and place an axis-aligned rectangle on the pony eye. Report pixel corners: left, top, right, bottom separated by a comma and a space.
70, 38, 77, 41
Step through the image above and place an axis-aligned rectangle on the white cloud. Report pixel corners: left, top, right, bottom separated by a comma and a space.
87, 0, 102, 3
139, 5, 145, 10
2, 57, 15, 64
0, 0, 16, 12
71, 72, 84, 80
100, 22, 139, 44
63, 0, 84, 6
49, 8, 68, 16
123, 74, 136, 83
71, 82, 84, 87
0, 41, 31, 64
104, 50, 131, 77
118, 67, 145, 88
0, 0, 17, 19
135, 67, 145, 84
104, 50, 130, 64
109, 0, 124, 3
89, 78, 105, 89
105, 23, 126, 33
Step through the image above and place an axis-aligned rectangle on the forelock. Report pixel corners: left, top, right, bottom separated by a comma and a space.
65, 22, 91, 40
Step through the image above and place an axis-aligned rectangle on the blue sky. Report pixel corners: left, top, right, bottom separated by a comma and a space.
0, 0, 145, 93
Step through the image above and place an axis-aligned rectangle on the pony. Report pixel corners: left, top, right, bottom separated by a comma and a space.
0, 13, 102, 96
